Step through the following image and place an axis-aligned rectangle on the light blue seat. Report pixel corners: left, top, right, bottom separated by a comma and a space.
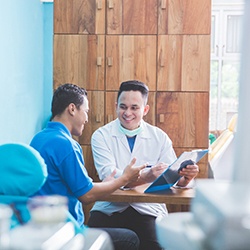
0, 143, 83, 233
0, 143, 48, 227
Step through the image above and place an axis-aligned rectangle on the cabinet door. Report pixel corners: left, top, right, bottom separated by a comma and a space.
79, 91, 105, 145
106, 35, 157, 91
106, 91, 156, 125
157, 35, 210, 91
54, 0, 105, 34
167, 0, 211, 35
54, 35, 105, 90
181, 35, 210, 91
157, 92, 209, 148
157, 35, 182, 91
107, 0, 158, 34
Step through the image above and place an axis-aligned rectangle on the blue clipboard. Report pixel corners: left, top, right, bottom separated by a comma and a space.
144, 149, 209, 193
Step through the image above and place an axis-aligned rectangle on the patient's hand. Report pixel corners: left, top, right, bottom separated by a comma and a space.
140, 163, 168, 183
103, 169, 116, 182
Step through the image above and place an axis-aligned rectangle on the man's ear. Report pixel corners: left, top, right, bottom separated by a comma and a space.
68, 103, 76, 116
143, 104, 150, 116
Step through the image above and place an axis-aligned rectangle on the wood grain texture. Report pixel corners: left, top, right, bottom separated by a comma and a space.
54, 0, 105, 34
158, 0, 169, 34
168, 0, 211, 34
156, 92, 209, 148
157, 35, 182, 91
106, 35, 157, 90
53, 35, 105, 90
79, 91, 105, 145
181, 35, 211, 91
107, 0, 157, 34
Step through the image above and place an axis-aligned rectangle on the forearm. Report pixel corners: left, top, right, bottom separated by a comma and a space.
79, 175, 129, 205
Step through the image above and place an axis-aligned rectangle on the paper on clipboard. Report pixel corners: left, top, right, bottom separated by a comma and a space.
144, 149, 209, 193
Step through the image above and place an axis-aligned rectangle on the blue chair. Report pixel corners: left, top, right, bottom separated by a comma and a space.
0, 143, 48, 227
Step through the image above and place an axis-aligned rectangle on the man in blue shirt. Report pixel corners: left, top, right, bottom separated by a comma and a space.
30, 83, 146, 250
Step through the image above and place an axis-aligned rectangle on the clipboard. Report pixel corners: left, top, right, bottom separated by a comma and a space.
144, 149, 209, 193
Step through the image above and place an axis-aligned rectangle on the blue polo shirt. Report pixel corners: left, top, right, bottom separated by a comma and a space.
30, 122, 93, 226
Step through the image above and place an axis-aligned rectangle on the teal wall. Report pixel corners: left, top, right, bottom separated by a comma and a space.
0, 1, 53, 145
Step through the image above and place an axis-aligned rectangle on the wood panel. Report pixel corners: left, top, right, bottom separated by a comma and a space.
107, 0, 158, 34
158, 0, 169, 34
168, 0, 211, 34
157, 35, 210, 91
53, 35, 105, 90
106, 35, 157, 90
54, 0, 105, 34
79, 91, 105, 145
181, 35, 211, 91
157, 35, 182, 91
156, 92, 209, 148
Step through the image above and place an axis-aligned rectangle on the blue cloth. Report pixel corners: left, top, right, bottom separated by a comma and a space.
0, 143, 48, 228
126, 136, 136, 152
30, 122, 93, 226
0, 143, 47, 196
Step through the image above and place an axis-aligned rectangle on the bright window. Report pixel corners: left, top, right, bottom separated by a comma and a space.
210, 1, 244, 132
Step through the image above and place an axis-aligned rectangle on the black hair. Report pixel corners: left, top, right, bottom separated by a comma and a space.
117, 80, 149, 103
51, 83, 87, 120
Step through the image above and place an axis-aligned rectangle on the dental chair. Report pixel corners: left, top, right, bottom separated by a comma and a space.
209, 114, 238, 180
0, 143, 113, 250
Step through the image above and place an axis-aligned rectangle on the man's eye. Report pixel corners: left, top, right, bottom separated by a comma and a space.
120, 105, 127, 110
131, 106, 139, 110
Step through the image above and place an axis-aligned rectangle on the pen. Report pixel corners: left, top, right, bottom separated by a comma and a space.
146, 165, 152, 168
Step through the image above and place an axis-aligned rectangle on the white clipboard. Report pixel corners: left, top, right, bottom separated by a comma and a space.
144, 149, 209, 193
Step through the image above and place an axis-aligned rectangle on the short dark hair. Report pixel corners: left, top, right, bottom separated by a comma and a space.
117, 80, 149, 103
51, 83, 87, 120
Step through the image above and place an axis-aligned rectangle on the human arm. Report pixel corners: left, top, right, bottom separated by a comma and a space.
78, 157, 146, 205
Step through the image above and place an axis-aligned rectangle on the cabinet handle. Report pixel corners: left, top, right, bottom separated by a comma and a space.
107, 57, 113, 66
97, 0, 102, 10
96, 114, 101, 123
108, 0, 114, 9
159, 114, 165, 123
97, 57, 102, 66
161, 0, 167, 9
107, 114, 113, 123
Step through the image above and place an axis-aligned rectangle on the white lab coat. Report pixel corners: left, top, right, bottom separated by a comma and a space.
90, 118, 177, 217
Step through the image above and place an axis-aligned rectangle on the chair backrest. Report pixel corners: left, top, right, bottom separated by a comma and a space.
209, 114, 238, 180
209, 114, 238, 162
0, 143, 48, 226
0, 143, 47, 197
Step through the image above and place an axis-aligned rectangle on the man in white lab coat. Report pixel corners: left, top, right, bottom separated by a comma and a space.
88, 80, 199, 250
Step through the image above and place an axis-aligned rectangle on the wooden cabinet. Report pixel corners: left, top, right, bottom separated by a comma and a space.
54, 0, 106, 34
106, 35, 157, 90
106, 0, 158, 34
157, 35, 211, 91
53, 0, 211, 216
54, 35, 105, 90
